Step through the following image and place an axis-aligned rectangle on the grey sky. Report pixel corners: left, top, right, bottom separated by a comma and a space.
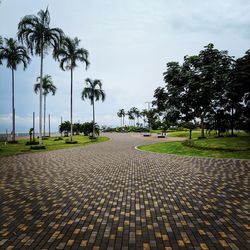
0, 0, 250, 132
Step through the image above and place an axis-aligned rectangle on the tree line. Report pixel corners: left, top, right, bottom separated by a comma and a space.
0, 8, 106, 144
151, 43, 250, 138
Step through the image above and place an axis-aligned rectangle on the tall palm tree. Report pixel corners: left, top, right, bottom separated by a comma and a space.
127, 110, 135, 126
130, 107, 140, 126
34, 75, 57, 137
82, 78, 106, 137
117, 110, 123, 127
0, 38, 30, 142
0, 36, 3, 65
141, 109, 148, 127
54, 36, 89, 141
117, 109, 125, 127
121, 109, 126, 126
18, 7, 64, 145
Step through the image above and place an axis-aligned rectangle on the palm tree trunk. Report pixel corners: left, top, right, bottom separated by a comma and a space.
11, 68, 15, 142
70, 68, 73, 141
92, 100, 95, 137
123, 116, 125, 127
43, 95, 46, 137
39, 50, 43, 145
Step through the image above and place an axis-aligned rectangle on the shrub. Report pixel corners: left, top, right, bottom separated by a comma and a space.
30, 145, 46, 150
25, 141, 39, 145
8, 141, 18, 144
54, 137, 63, 141
65, 140, 78, 144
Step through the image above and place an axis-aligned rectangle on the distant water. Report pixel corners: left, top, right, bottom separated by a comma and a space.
0, 132, 60, 138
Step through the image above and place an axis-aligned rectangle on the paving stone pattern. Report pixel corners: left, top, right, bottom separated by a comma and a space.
0, 133, 250, 249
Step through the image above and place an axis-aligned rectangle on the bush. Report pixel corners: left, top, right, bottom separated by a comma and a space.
8, 140, 18, 144
65, 140, 78, 144
25, 141, 39, 145
54, 137, 63, 141
30, 145, 46, 150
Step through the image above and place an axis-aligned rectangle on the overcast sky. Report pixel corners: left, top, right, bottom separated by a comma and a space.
0, 0, 250, 133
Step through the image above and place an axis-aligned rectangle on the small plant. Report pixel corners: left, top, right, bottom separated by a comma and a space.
30, 145, 46, 150
25, 141, 39, 145
89, 135, 97, 140
65, 139, 78, 144
29, 128, 34, 142
54, 137, 63, 141
8, 140, 18, 144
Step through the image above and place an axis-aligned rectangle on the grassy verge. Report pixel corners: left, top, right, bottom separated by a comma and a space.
0, 135, 109, 157
138, 136, 250, 159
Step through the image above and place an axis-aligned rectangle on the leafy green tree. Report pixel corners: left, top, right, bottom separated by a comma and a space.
55, 36, 89, 141
59, 121, 71, 135
234, 50, 250, 103
82, 78, 105, 137
18, 7, 64, 145
73, 123, 81, 135
34, 75, 56, 137
81, 122, 100, 136
0, 38, 30, 142
161, 44, 233, 138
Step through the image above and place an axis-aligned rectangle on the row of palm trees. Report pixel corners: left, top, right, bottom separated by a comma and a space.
117, 107, 148, 127
0, 8, 106, 144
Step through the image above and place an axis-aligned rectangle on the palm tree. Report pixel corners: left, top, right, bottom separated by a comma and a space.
34, 75, 57, 137
82, 78, 106, 137
117, 110, 122, 127
0, 38, 30, 142
121, 109, 126, 126
130, 107, 140, 126
141, 109, 148, 127
127, 110, 135, 126
54, 36, 89, 141
18, 7, 64, 145
0, 36, 3, 65
117, 109, 125, 127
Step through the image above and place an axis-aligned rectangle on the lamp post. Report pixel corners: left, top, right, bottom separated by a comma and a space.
145, 101, 151, 131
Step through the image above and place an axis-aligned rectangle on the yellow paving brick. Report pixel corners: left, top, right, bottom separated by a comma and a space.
143, 243, 150, 250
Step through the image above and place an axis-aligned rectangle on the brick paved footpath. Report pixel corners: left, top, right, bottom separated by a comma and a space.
0, 133, 249, 249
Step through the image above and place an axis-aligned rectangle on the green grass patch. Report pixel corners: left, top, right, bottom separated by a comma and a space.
184, 137, 250, 151
0, 135, 109, 157
138, 136, 250, 159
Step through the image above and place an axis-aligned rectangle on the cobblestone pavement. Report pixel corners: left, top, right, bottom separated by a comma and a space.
0, 133, 249, 250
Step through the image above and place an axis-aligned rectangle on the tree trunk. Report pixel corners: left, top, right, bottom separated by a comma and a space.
123, 116, 125, 127
201, 115, 205, 138
231, 106, 234, 136
33, 112, 35, 141
43, 95, 46, 137
39, 50, 43, 145
189, 129, 192, 139
92, 99, 95, 137
70, 68, 73, 141
11, 68, 15, 142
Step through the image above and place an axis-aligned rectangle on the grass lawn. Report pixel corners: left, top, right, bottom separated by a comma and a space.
0, 135, 109, 157
138, 136, 250, 159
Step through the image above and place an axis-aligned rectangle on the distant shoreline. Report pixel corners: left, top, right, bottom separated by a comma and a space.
0, 132, 60, 139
